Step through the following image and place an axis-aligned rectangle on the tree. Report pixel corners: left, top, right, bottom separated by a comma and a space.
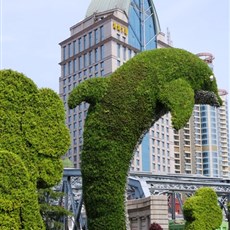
0, 70, 70, 228
183, 187, 222, 230
63, 157, 74, 168
68, 48, 221, 229
39, 188, 72, 230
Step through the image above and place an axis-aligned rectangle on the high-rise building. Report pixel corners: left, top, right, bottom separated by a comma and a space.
59, 0, 163, 168
218, 89, 229, 177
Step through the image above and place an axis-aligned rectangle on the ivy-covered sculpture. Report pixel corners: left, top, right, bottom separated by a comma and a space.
183, 187, 222, 230
68, 48, 221, 229
0, 70, 70, 229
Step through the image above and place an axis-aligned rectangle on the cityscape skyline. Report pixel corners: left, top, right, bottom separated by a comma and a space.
1, 0, 229, 93
58, 0, 229, 177
1, 0, 229, 176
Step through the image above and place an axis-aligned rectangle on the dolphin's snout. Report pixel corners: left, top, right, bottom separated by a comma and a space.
195, 90, 220, 107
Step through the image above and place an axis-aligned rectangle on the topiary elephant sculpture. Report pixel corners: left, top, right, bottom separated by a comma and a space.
68, 48, 221, 230
0, 70, 70, 229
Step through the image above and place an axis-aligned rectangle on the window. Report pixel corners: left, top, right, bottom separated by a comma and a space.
63, 46, 67, 60
73, 59, 77, 72
63, 64, 67, 76
94, 29, 99, 44
79, 56, 82, 69
117, 43, 121, 58
83, 69, 87, 77
68, 43, 72, 57
158, 164, 160, 171
84, 35, 87, 49
100, 70, 104, 76
95, 64, 98, 72
73, 40, 77, 55
73, 114, 77, 121
123, 46, 126, 60
78, 37, 82, 52
68, 61, 72, 75
89, 32, 92, 47
128, 49, 132, 59
89, 51, 93, 65
95, 48, 98, 62
79, 129, 83, 136
100, 26, 104, 41
73, 122, 77, 129
100, 45, 105, 59
84, 53, 88, 68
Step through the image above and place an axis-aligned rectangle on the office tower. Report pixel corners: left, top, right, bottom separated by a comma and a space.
59, 0, 164, 168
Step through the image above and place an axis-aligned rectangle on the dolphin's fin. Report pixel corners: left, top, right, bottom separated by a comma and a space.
68, 77, 109, 109
158, 78, 194, 130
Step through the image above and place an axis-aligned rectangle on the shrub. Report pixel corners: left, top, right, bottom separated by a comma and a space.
0, 70, 70, 228
183, 187, 222, 230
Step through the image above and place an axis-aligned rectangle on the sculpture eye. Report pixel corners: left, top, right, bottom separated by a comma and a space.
210, 75, 214, 81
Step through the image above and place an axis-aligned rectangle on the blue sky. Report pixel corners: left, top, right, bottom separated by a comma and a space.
1, 0, 229, 93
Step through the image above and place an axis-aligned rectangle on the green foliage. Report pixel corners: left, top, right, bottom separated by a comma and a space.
183, 187, 222, 230
39, 188, 72, 230
62, 157, 74, 168
68, 48, 221, 230
0, 150, 44, 229
0, 69, 70, 229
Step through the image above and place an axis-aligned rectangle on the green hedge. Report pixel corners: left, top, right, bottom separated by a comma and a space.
0, 150, 44, 229
183, 187, 222, 230
0, 69, 70, 229
68, 48, 221, 230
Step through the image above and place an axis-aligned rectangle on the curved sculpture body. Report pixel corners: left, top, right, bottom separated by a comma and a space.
0, 70, 70, 229
68, 48, 221, 229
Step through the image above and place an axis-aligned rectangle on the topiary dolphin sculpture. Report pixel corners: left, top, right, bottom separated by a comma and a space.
68, 48, 221, 230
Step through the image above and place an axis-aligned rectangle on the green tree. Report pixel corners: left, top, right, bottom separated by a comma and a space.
183, 187, 222, 230
0, 69, 70, 229
68, 48, 221, 229
39, 188, 72, 230
63, 157, 74, 168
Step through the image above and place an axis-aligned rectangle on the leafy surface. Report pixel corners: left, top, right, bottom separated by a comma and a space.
68, 48, 220, 229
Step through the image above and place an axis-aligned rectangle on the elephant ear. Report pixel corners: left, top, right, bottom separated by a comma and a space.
68, 77, 109, 109
158, 78, 194, 130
